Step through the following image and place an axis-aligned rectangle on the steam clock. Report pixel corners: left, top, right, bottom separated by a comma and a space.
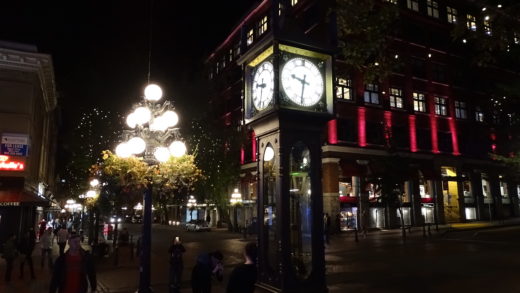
240, 17, 334, 293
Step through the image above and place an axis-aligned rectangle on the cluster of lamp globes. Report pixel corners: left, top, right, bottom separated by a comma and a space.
64, 199, 82, 212
115, 84, 187, 162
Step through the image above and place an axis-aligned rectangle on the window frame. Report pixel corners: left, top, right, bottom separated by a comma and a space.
413, 92, 427, 113
454, 100, 467, 119
247, 29, 254, 46
475, 106, 484, 122
389, 87, 404, 109
434, 96, 448, 116
364, 84, 380, 105
467, 14, 477, 31
426, 0, 439, 18
258, 16, 268, 36
447, 6, 457, 23
407, 0, 419, 11
335, 77, 353, 101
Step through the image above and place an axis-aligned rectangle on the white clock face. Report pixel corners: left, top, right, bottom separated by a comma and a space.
281, 57, 324, 107
252, 61, 275, 111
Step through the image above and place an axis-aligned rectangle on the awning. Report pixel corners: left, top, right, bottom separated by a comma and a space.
0, 190, 49, 207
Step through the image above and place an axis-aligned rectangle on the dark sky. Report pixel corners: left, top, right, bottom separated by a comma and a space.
0, 0, 258, 127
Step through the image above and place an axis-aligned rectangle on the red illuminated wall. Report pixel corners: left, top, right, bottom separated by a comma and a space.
358, 107, 366, 147
328, 119, 338, 144
408, 115, 417, 152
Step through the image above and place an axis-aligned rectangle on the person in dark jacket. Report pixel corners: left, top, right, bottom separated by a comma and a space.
19, 228, 36, 279
191, 250, 223, 293
226, 242, 257, 293
2, 233, 18, 283
49, 232, 97, 293
168, 236, 186, 293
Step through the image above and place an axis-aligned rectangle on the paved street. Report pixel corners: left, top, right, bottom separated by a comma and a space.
1, 222, 520, 293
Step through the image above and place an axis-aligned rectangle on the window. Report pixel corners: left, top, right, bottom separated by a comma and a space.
228, 49, 234, 62
455, 100, 467, 119
467, 14, 477, 31
389, 88, 404, 108
432, 63, 446, 82
411, 58, 425, 78
364, 84, 380, 104
258, 16, 268, 36
247, 29, 254, 46
427, 0, 439, 18
386, 0, 398, 4
407, 0, 419, 11
514, 33, 520, 44
336, 77, 353, 100
291, 0, 298, 6
434, 96, 448, 116
483, 17, 492, 35
233, 41, 241, 58
475, 106, 484, 122
447, 7, 457, 23
481, 173, 492, 203
500, 179, 508, 197
413, 92, 426, 112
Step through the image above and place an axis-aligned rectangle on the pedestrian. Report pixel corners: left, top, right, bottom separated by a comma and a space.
226, 242, 257, 293
118, 228, 129, 246
2, 233, 18, 283
168, 236, 186, 293
335, 213, 342, 234
66, 218, 73, 233
323, 213, 331, 245
38, 218, 47, 240
49, 232, 97, 293
40, 227, 53, 269
191, 250, 224, 293
57, 225, 69, 256
206, 214, 211, 226
19, 228, 36, 279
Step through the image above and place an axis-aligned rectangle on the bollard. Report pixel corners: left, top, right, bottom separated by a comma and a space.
422, 224, 426, 238
354, 228, 359, 242
408, 226, 412, 234
428, 223, 432, 236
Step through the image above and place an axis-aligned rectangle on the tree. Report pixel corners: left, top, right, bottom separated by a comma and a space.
187, 119, 245, 227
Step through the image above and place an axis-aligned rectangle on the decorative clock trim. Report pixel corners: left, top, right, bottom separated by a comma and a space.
279, 44, 329, 61
248, 46, 274, 67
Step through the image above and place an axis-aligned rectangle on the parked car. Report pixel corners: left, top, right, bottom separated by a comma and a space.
185, 219, 211, 232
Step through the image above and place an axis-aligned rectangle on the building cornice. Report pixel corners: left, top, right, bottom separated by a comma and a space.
0, 48, 57, 112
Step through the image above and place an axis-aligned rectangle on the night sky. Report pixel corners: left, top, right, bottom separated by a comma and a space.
0, 0, 258, 127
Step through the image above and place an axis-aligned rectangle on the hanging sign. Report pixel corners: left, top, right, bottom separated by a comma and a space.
1, 134, 29, 156
0, 155, 25, 171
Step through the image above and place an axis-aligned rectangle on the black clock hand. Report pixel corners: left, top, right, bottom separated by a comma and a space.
300, 74, 307, 104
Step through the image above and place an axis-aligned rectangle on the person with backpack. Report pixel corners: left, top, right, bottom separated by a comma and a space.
19, 228, 36, 279
2, 233, 18, 283
191, 250, 223, 293
168, 236, 186, 293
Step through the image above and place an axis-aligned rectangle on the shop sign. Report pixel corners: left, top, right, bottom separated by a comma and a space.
0, 202, 19, 206
0, 155, 25, 171
1, 134, 29, 156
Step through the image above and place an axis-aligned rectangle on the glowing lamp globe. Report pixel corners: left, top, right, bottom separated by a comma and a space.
90, 179, 99, 187
133, 107, 151, 125
128, 137, 146, 154
162, 111, 179, 127
154, 147, 170, 162
115, 142, 132, 158
144, 84, 163, 101
264, 146, 275, 161
169, 141, 186, 157
86, 190, 96, 198
149, 116, 168, 132
126, 113, 137, 128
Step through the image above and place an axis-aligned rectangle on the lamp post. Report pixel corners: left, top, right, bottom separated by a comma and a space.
230, 188, 242, 232
116, 84, 186, 293
187, 195, 197, 221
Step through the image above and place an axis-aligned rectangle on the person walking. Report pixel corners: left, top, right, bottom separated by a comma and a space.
38, 218, 47, 241
2, 233, 18, 283
323, 213, 331, 245
168, 236, 186, 293
226, 242, 257, 293
57, 225, 69, 256
40, 227, 53, 269
191, 250, 224, 293
49, 232, 97, 293
19, 228, 36, 279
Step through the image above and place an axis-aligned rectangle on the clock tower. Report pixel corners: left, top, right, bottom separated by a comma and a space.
239, 2, 333, 292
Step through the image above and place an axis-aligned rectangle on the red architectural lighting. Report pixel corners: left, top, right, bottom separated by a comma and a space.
358, 107, 367, 147
448, 117, 460, 155
430, 115, 440, 154
240, 147, 245, 165
327, 119, 338, 144
384, 111, 392, 145
408, 115, 417, 152
251, 131, 257, 162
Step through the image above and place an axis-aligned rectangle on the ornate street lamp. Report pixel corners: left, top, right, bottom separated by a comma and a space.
115, 84, 186, 293
230, 188, 242, 232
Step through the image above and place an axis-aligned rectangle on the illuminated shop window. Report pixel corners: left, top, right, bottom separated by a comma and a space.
247, 29, 254, 46
339, 180, 354, 197
447, 7, 457, 23
367, 183, 381, 200
427, 0, 439, 18
467, 14, 477, 31
389, 88, 403, 109
407, 0, 419, 11
455, 100, 467, 119
475, 106, 484, 122
336, 77, 352, 100
291, 0, 298, 6
413, 92, 426, 112
258, 16, 268, 36
364, 84, 380, 104
499, 177, 508, 197
434, 96, 448, 116
481, 173, 493, 203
